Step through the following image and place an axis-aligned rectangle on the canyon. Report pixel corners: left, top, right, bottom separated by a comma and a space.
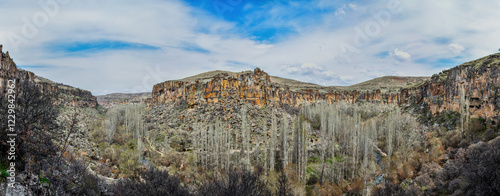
2, 43, 500, 195
152, 52, 500, 126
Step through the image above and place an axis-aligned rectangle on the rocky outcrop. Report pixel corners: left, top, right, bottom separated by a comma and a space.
0, 45, 98, 108
0, 45, 36, 90
152, 68, 402, 109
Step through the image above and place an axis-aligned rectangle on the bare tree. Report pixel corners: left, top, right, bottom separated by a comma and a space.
281, 113, 289, 169
241, 106, 251, 170
270, 113, 277, 171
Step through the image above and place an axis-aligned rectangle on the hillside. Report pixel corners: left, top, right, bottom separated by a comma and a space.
336, 76, 430, 92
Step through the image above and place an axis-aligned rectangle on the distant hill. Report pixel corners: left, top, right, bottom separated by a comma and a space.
96, 92, 151, 106
175, 70, 247, 83
335, 76, 430, 92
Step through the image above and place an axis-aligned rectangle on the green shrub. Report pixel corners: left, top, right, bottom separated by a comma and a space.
0, 163, 8, 179
469, 116, 486, 133
39, 177, 50, 184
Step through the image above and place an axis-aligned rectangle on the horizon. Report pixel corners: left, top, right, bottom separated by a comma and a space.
1, 0, 499, 95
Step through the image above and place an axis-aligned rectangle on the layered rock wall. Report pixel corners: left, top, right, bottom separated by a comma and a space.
152, 68, 401, 108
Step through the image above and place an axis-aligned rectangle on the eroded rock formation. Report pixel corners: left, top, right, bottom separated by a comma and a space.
152, 68, 401, 108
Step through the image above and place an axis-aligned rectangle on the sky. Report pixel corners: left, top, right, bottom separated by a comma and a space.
1, 0, 500, 95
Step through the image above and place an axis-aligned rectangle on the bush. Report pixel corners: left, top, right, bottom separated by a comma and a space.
437, 137, 500, 195
482, 129, 496, 141
460, 138, 500, 195
49, 159, 103, 195
469, 116, 486, 133
198, 169, 271, 196
114, 168, 191, 196
95, 162, 112, 177
373, 182, 420, 196
312, 181, 342, 196
276, 172, 294, 196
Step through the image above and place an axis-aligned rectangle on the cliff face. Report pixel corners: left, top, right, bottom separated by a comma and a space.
401, 53, 500, 125
0, 45, 98, 108
152, 68, 401, 109
152, 53, 500, 125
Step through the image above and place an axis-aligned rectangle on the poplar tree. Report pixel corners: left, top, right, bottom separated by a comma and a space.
215, 121, 220, 171
270, 114, 277, 171
319, 105, 327, 183
387, 110, 394, 159
226, 125, 231, 172
281, 113, 289, 169
241, 106, 250, 170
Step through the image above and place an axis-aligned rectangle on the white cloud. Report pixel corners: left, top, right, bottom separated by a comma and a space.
390, 48, 411, 62
285, 63, 344, 85
334, 7, 346, 16
334, 3, 357, 16
348, 3, 358, 10
301, 63, 323, 71
448, 43, 465, 54
287, 63, 323, 74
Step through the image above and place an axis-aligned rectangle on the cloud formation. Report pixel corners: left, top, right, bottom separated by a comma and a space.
391, 48, 411, 62
448, 43, 465, 54
0, 0, 499, 95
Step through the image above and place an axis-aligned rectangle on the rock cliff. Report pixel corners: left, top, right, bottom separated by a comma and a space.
0, 45, 98, 108
152, 68, 403, 109
401, 53, 500, 125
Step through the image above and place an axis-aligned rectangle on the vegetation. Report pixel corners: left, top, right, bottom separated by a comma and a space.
4, 80, 499, 195
198, 169, 271, 196
92, 103, 147, 178
435, 137, 500, 195
0, 80, 103, 195
114, 168, 190, 196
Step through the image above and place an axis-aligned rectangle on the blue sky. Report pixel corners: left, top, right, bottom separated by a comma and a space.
1, 0, 500, 95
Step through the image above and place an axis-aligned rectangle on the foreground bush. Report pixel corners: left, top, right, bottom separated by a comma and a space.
439, 137, 500, 195
198, 170, 271, 196
114, 168, 191, 196
373, 182, 420, 196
